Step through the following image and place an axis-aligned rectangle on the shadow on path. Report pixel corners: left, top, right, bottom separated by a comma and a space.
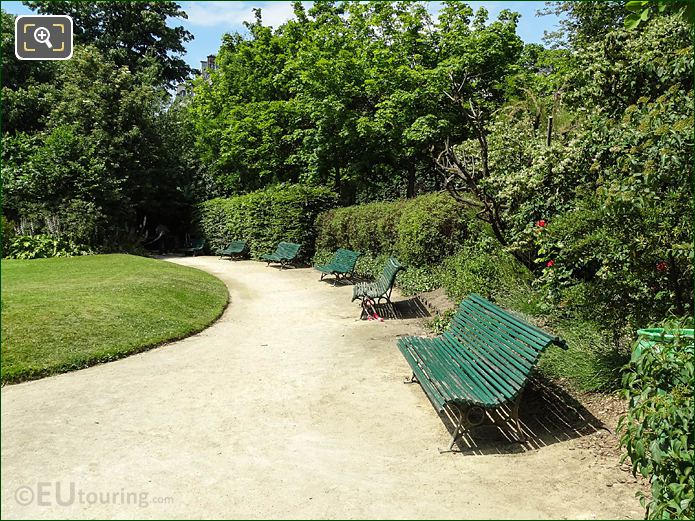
372, 298, 431, 320
427, 376, 608, 455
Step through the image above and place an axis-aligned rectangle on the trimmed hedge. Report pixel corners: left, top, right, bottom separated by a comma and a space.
314, 192, 474, 267
197, 184, 337, 260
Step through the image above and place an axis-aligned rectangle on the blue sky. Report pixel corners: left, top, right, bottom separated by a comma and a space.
3, 1, 562, 70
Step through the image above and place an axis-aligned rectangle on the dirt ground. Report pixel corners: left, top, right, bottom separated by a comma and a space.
1, 257, 645, 519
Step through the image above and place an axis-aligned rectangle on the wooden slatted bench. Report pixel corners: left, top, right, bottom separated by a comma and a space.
182, 238, 204, 257
218, 240, 247, 260
315, 248, 361, 284
261, 241, 301, 269
352, 257, 404, 319
397, 293, 566, 451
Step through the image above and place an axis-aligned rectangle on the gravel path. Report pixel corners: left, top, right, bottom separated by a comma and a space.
1, 256, 643, 519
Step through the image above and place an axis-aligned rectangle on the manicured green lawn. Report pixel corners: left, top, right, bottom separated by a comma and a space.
1, 254, 228, 383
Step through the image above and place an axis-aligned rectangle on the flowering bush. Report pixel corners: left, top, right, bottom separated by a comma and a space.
533, 86, 693, 332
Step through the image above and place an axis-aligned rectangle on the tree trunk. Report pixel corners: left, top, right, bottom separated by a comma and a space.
334, 165, 341, 196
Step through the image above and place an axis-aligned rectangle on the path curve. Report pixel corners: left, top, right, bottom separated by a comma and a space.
2, 257, 642, 519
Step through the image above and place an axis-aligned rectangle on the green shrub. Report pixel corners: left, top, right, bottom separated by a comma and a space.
536, 198, 693, 336
2, 216, 16, 257
197, 184, 337, 260
533, 87, 693, 334
314, 192, 476, 267
538, 319, 630, 392
426, 308, 456, 335
4, 234, 92, 259
618, 324, 694, 519
397, 265, 442, 295
346, 252, 441, 295
439, 237, 533, 306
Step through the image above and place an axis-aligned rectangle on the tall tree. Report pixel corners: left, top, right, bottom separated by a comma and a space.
431, 4, 524, 249
24, 1, 193, 87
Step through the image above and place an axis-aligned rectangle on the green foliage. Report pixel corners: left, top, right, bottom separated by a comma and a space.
439, 237, 533, 305
1, 44, 202, 249
3, 234, 91, 260
426, 308, 456, 335
397, 266, 442, 295
2, 5, 200, 249
197, 184, 337, 260
1, 216, 16, 257
538, 320, 630, 392
570, 13, 692, 117
188, 1, 523, 201
624, 1, 694, 30
539, 1, 626, 49
315, 192, 473, 267
534, 85, 693, 333
24, 1, 193, 87
618, 324, 694, 519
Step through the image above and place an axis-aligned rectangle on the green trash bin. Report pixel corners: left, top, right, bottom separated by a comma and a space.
636, 328, 695, 353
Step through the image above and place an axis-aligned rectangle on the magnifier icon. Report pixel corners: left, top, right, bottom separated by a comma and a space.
33, 26, 52, 48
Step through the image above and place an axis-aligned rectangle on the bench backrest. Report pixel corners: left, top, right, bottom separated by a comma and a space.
375, 257, 404, 295
332, 248, 361, 271
227, 240, 246, 251
276, 241, 301, 259
190, 238, 204, 249
446, 294, 564, 399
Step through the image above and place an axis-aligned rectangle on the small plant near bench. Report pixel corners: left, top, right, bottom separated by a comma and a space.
618, 323, 694, 519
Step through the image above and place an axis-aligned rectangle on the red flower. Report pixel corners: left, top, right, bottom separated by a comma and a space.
536, 220, 547, 228
656, 261, 668, 272
546, 260, 555, 268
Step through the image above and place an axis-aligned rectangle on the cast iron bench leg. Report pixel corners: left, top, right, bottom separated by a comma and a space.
359, 299, 369, 320
439, 404, 465, 453
510, 390, 526, 443
403, 372, 419, 384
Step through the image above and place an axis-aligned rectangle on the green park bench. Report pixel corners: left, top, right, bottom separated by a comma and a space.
261, 241, 301, 269
182, 238, 204, 257
397, 293, 566, 452
315, 248, 361, 284
352, 257, 404, 318
218, 240, 247, 260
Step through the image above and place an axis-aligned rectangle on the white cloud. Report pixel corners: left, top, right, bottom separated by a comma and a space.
183, 1, 310, 29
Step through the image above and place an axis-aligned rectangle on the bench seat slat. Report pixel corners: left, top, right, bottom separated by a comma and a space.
352, 257, 404, 302
449, 316, 533, 377
316, 248, 361, 275
409, 337, 482, 403
400, 332, 518, 408
420, 337, 497, 404
450, 311, 537, 370
458, 302, 545, 359
262, 241, 301, 265
460, 300, 548, 355
469, 294, 559, 345
446, 321, 529, 389
219, 240, 246, 256
398, 340, 447, 410
401, 336, 491, 406
439, 333, 517, 402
